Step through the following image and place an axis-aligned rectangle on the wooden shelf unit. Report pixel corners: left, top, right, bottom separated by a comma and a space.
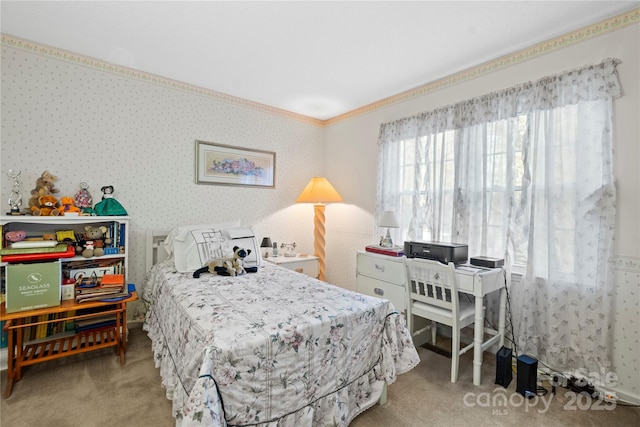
0, 215, 134, 398
0, 292, 137, 398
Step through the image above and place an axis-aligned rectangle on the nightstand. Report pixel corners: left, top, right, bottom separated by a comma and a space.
264, 254, 319, 279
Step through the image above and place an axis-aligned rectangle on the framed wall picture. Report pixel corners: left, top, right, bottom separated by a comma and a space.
195, 140, 276, 188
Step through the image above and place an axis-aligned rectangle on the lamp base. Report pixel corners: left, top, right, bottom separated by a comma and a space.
380, 230, 394, 248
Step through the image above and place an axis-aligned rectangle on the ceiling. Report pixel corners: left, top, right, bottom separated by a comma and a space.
1, 1, 638, 120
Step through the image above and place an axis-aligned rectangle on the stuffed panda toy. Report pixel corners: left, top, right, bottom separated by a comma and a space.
193, 246, 258, 278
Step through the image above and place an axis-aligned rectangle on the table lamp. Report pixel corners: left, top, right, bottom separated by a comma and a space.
296, 177, 343, 281
379, 210, 400, 247
260, 237, 272, 258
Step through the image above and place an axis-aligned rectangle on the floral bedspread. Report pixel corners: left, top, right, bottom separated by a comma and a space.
142, 261, 419, 427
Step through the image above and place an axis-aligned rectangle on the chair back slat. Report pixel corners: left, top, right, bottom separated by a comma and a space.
405, 258, 459, 313
403, 257, 472, 384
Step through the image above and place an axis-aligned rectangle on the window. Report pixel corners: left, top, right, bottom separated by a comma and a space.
377, 60, 619, 274
387, 115, 529, 266
377, 59, 620, 371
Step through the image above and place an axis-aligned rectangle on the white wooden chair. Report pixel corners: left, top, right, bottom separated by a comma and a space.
404, 258, 476, 383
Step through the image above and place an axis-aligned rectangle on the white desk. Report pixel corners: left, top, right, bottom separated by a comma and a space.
454, 264, 507, 385
356, 251, 506, 386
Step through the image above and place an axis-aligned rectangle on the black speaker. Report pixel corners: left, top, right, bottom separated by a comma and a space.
495, 346, 512, 388
516, 354, 538, 398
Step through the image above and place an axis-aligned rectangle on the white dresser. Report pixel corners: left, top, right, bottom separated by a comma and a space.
356, 251, 406, 315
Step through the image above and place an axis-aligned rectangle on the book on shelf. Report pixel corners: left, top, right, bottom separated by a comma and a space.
365, 245, 405, 257
1, 244, 75, 263
0, 321, 7, 349
75, 314, 117, 332
23, 321, 32, 342
75, 287, 128, 303
100, 274, 124, 288
76, 286, 119, 295
69, 265, 117, 283
8, 240, 59, 249
64, 311, 76, 332
0, 242, 68, 255
37, 314, 48, 339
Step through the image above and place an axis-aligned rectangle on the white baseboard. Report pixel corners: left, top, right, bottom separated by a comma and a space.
609, 386, 640, 406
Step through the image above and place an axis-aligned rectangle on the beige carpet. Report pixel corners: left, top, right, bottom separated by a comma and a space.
1, 325, 638, 427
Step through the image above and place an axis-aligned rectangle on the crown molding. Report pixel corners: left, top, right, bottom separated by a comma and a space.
2, 8, 638, 128
0, 33, 325, 128
325, 7, 640, 126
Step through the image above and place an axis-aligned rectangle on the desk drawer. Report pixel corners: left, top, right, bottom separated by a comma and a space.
356, 253, 404, 285
454, 267, 502, 295
356, 275, 405, 314
456, 272, 475, 293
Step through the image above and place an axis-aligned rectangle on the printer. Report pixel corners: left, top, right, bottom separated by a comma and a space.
404, 240, 468, 265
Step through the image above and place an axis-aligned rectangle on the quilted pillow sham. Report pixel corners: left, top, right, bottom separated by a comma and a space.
164, 222, 263, 273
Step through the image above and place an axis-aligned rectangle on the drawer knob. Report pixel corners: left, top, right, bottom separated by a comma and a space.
374, 263, 385, 272
374, 287, 385, 297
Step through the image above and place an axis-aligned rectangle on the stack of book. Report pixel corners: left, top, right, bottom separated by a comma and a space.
365, 245, 405, 257
75, 315, 117, 332
0, 241, 75, 263
75, 274, 128, 303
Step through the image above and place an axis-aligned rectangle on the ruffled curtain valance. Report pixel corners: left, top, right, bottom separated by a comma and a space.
378, 58, 621, 142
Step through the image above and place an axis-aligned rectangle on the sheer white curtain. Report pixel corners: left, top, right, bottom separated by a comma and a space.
377, 59, 621, 373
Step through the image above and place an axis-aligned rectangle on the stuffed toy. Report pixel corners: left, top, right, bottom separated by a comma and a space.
60, 196, 81, 215
5, 230, 27, 246
74, 181, 94, 214
28, 170, 60, 211
31, 194, 60, 216
94, 185, 127, 216
76, 225, 111, 258
193, 246, 258, 278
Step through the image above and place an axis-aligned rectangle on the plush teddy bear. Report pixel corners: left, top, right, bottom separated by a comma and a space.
31, 194, 60, 216
60, 196, 81, 215
193, 246, 258, 278
28, 170, 60, 211
76, 225, 112, 258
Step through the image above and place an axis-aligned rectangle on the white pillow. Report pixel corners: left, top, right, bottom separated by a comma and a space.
223, 227, 262, 268
164, 221, 241, 273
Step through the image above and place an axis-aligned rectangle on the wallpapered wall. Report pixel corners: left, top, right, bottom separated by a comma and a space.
0, 43, 326, 289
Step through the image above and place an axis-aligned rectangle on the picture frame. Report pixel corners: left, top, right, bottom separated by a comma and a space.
195, 140, 276, 188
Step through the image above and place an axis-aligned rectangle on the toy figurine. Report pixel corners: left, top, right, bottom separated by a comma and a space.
93, 185, 127, 216
6, 169, 23, 214
74, 182, 94, 214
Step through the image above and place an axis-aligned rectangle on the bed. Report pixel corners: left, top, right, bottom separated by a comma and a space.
141, 224, 419, 427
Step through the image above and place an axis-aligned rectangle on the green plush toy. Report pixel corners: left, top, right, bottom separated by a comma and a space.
94, 185, 127, 216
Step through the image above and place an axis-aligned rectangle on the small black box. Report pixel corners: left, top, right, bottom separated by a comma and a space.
470, 256, 504, 268
495, 346, 512, 388
516, 354, 538, 398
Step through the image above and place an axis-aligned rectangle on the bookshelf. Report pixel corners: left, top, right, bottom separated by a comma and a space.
0, 215, 129, 276
0, 215, 134, 397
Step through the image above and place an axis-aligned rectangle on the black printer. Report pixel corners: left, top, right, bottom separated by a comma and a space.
404, 241, 468, 265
